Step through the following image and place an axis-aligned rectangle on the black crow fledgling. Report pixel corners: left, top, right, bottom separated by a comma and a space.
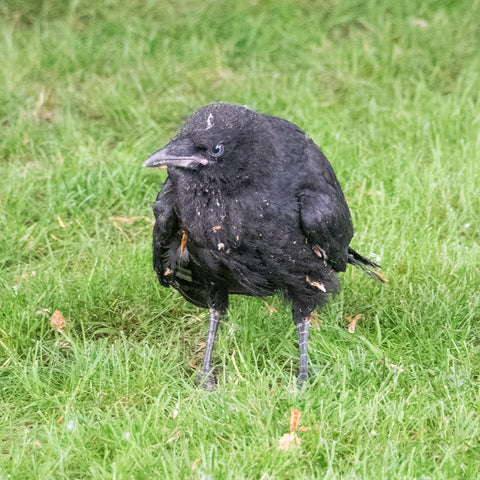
144, 102, 383, 389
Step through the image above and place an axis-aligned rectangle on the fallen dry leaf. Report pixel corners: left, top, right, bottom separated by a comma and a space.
347, 314, 364, 333
290, 408, 301, 433
278, 408, 302, 451
56, 415, 64, 424
191, 458, 201, 471
306, 275, 326, 292
278, 432, 300, 450
50, 310, 67, 333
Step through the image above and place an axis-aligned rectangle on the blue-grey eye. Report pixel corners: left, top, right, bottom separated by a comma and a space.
209, 144, 224, 157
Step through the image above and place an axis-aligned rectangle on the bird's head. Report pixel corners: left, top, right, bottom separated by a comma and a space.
143, 103, 263, 179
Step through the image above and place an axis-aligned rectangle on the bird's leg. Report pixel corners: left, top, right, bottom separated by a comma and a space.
196, 289, 228, 390
292, 306, 312, 388
297, 318, 311, 387
197, 307, 221, 387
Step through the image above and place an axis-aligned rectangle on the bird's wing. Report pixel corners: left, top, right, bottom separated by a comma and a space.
152, 178, 210, 308
152, 177, 179, 287
298, 144, 354, 272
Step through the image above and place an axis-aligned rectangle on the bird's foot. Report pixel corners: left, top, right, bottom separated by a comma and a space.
196, 370, 216, 391
296, 375, 308, 391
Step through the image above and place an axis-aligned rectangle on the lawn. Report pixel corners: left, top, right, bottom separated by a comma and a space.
1, 0, 479, 478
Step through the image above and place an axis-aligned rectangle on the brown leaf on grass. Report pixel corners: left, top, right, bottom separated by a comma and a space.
278, 432, 300, 450
56, 415, 64, 424
278, 408, 302, 451
306, 275, 326, 292
347, 314, 364, 333
290, 408, 301, 433
191, 458, 201, 471
50, 310, 67, 332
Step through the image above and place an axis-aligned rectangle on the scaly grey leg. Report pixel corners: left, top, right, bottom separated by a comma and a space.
297, 317, 311, 388
196, 290, 228, 390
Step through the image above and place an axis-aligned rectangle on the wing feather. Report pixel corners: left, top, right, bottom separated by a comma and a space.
298, 145, 353, 272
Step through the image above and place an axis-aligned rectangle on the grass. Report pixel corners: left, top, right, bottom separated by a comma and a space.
1, 0, 480, 478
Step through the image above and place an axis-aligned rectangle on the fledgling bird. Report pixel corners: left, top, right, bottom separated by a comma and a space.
143, 102, 383, 389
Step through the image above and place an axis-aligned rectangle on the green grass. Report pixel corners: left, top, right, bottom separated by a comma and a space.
1, 0, 480, 478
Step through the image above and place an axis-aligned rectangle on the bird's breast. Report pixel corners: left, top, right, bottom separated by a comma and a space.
176, 190, 297, 258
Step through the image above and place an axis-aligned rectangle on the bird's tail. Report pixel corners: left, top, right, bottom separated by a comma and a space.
347, 247, 387, 283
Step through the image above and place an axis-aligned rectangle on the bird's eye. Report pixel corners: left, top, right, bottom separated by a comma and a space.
209, 144, 224, 157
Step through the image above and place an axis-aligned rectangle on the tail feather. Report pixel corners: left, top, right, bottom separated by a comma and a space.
347, 247, 387, 282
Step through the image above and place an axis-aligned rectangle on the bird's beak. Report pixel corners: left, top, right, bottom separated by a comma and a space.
143, 139, 208, 169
